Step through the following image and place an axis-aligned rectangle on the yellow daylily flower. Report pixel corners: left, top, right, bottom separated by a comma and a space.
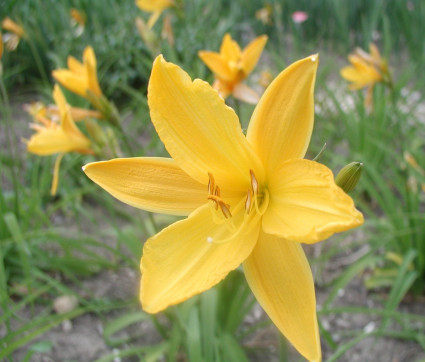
340, 54, 383, 91
70, 8, 86, 37
135, 0, 174, 29
52, 46, 102, 100
27, 85, 92, 195
83, 55, 363, 362
70, 8, 86, 27
340, 43, 391, 108
255, 4, 273, 25
2, 17, 25, 51
199, 33, 268, 104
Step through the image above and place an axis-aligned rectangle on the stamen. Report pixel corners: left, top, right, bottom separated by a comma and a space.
245, 189, 253, 213
208, 173, 215, 195
250, 170, 258, 195
207, 172, 232, 219
218, 201, 232, 218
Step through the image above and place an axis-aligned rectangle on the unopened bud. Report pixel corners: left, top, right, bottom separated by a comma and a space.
335, 162, 363, 193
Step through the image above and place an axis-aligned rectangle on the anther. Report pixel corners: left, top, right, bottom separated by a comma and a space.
250, 170, 258, 195
245, 189, 253, 213
207, 172, 232, 218
219, 202, 232, 219
208, 173, 215, 195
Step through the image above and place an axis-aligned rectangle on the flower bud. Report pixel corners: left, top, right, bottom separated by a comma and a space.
335, 162, 363, 193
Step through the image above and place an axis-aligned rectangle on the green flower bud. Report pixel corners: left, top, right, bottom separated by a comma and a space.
335, 162, 363, 193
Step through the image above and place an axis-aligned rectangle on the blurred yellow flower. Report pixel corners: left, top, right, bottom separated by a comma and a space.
26, 85, 92, 195
255, 4, 273, 25
52, 46, 102, 100
83, 54, 363, 361
2, 17, 25, 37
136, 0, 174, 29
199, 33, 268, 104
340, 55, 382, 91
340, 43, 390, 108
2, 17, 25, 51
70, 8, 86, 36
70, 8, 86, 27
24, 101, 103, 122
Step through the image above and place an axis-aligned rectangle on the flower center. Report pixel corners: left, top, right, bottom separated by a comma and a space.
207, 173, 232, 218
205, 170, 269, 245
207, 170, 269, 219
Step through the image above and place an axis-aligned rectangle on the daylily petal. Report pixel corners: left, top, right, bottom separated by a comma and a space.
84, 46, 102, 97
140, 203, 261, 313
83, 157, 207, 215
369, 43, 382, 65
350, 55, 382, 79
53, 47, 102, 99
233, 83, 260, 104
148, 55, 264, 189
67, 56, 84, 74
52, 85, 90, 141
220, 33, 241, 63
136, 0, 173, 12
2, 17, 25, 37
52, 84, 69, 120
198, 51, 232, 81
340, 56, 382, 90
244, 232, 321, 362
262, 159, 364, 243
52, 70, 87, 97
246, 55, 318, 177
27, 127, 87, 155
340, 66, 364, 89
241, 35, 268, 75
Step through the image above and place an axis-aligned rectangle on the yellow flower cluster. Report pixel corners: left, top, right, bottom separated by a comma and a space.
26, 46, 110, 195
